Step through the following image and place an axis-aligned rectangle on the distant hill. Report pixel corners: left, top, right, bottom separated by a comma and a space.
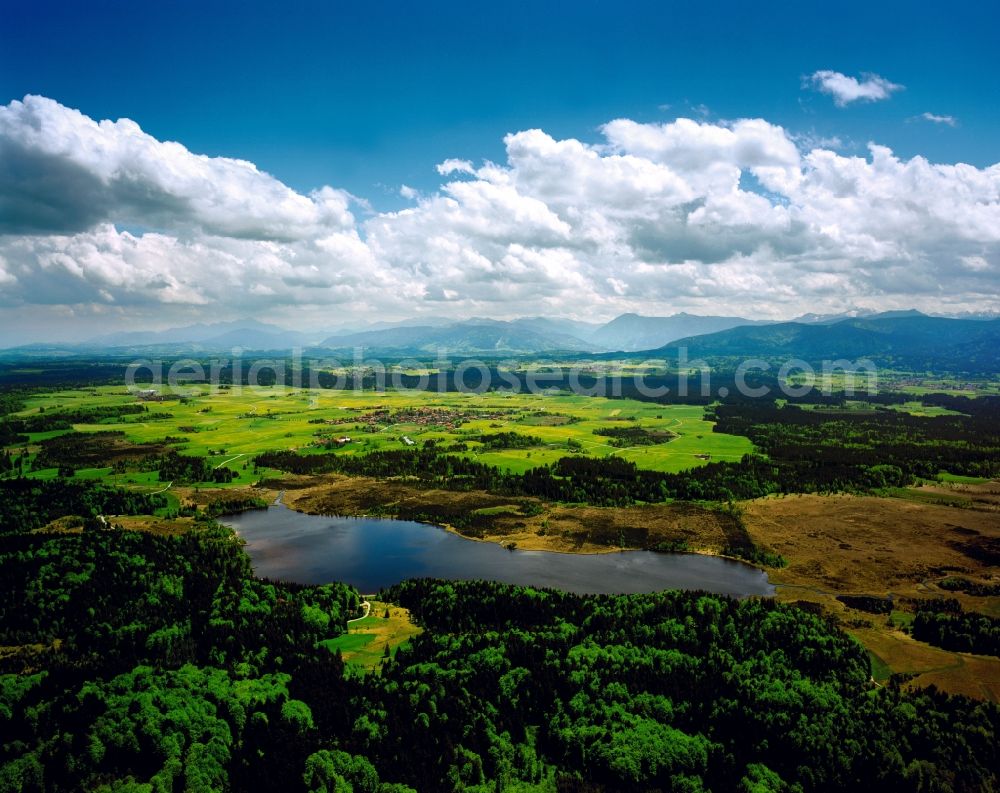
658, 314, 1000, 371
321, 316, 459, 337
0, 316, 599, 356
791, 308, 927, 325
85, 319, 320, 350
511, 316, 604, 340
590, 312, 765, 351
319, 319, 595, 354
793, 308, 1000, 324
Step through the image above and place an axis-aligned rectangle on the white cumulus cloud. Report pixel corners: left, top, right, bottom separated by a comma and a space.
807, 70, 903, 106
0, 95, 356, 240
0, 95, 998, 338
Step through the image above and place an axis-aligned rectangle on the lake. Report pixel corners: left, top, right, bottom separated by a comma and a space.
220, 504, 775, 597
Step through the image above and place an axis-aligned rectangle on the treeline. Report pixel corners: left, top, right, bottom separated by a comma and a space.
157, 451, 235, 484
253, 445, 888, 506
202, 494, 270, 517
29, 430, 165, 472
257, 394, 1000, 505
0, 390, 26, 418
594, 425, 676, 446
912, 599, 1000, 658
938, 577, 1000, 597
1, 403, 147, 434
0, 478, 167, 534
19, 431, 238, 485
836, 595, 894, 614
472, 431, 542, 450
255, 447, 689, 505
0, 450, 26, 478
285, 367, 786, 406
711, 398, 1000, 482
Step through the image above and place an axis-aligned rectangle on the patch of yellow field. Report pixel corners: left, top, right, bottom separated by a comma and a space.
325, 599, 422, 672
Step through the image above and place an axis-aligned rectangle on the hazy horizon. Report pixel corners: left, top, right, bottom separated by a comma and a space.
5, 306, 1000, 349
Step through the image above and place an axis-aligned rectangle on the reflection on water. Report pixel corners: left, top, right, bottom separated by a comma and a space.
220, 504, 775, 597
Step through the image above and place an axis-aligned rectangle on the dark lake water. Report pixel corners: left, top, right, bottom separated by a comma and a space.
220, 504, 774, 597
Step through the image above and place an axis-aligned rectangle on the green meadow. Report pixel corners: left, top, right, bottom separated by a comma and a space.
318, 601, 422, 671
10, 384, 752, 482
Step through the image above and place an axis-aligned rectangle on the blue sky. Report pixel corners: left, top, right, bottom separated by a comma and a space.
3, 0, 997, 207
0, 0, 998, 342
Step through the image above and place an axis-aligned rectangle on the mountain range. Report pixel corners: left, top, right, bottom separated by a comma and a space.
584, 312, 769, 351
659, 313, 1000, 371
85, 319, 321, 350
319, 319, 596, 354
2, 311, 998, 372
1, 312, 767, 355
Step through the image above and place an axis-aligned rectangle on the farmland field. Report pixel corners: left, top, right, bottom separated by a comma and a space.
10, 384, 752, 483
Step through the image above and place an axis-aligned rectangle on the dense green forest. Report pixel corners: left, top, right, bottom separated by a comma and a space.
710, 397, 1000, 481
911, 599, 1000, 658
156, 450, 237, 484
1, 478, 998, 791
593, 425, 677, 447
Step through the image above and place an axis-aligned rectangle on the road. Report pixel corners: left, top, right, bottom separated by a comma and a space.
348, 600, 372, 623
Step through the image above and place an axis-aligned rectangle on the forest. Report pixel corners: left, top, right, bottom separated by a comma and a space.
1, 477, 997, 791
911, 599, 1000, 658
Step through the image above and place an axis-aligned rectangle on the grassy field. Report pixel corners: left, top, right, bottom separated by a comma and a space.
795, 399, 968, 417
782, 370, 1000, 398
865, 649, 892, 683
937, 471, 992, 485
8, 384, 752, 482
319, 599, 422, 672
746, 490, 1000, 701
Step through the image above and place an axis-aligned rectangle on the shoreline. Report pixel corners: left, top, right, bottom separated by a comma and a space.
264, 494, 770, 572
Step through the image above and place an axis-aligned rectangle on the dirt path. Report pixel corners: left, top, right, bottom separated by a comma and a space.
214, 453, 245, 469
348, 601, 371, 623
